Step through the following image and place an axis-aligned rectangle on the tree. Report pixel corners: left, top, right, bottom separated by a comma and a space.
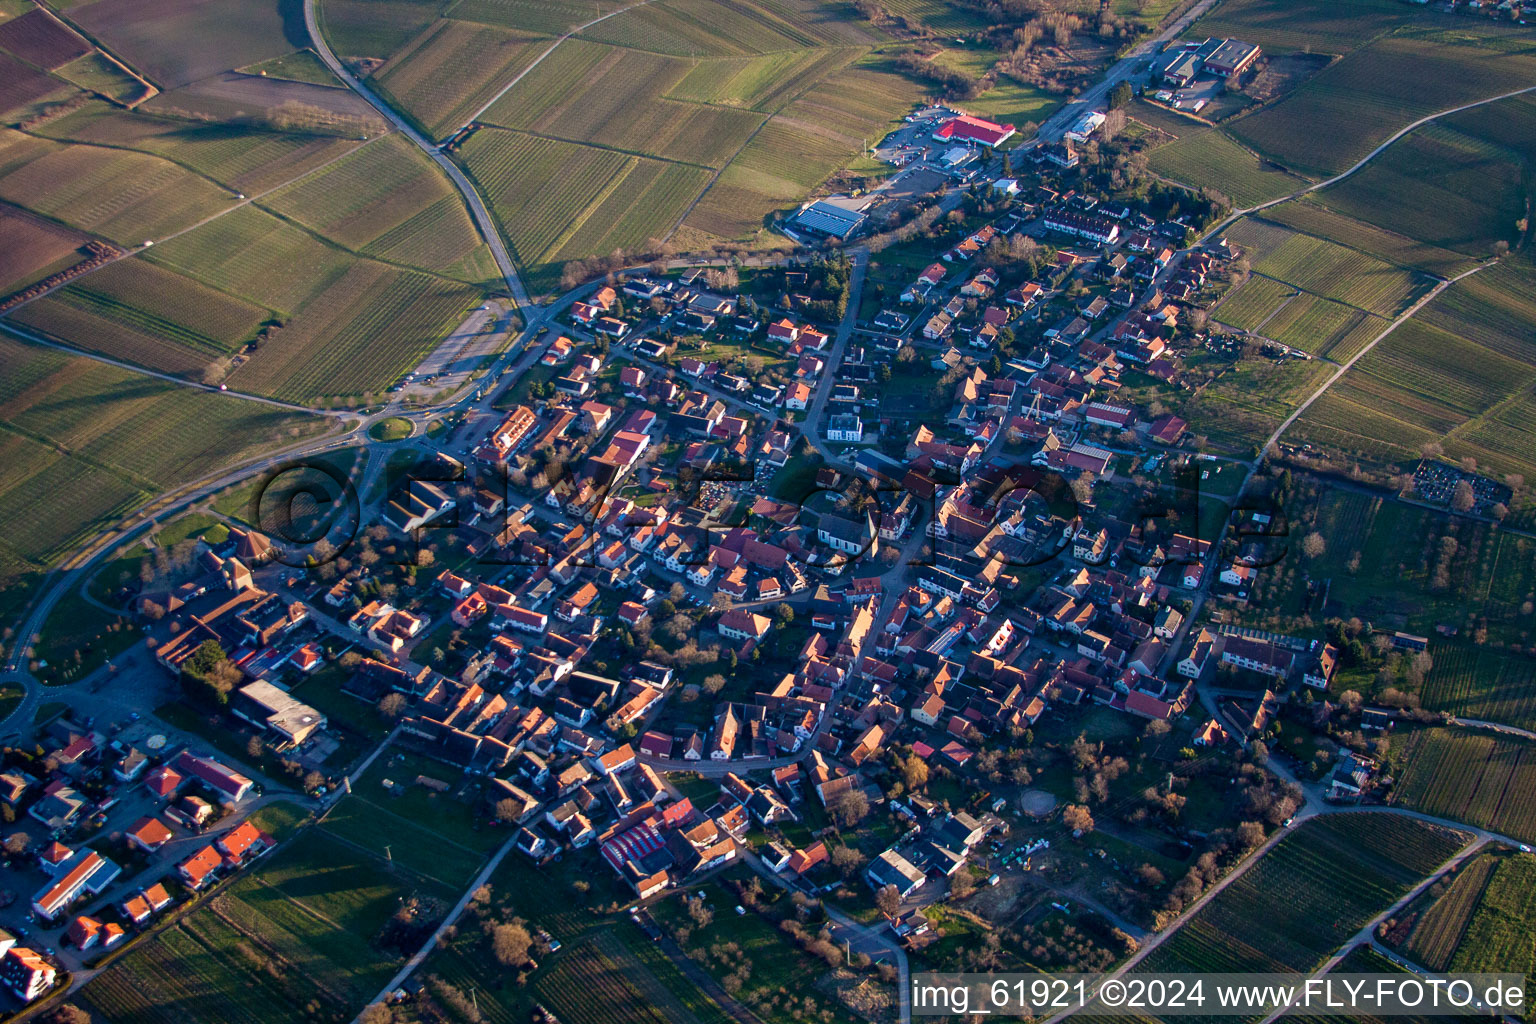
901, 756, 929, 792
1109, 80, 1133, 109
1302, 532, 1326, 559
830, 844, 866, 877
358, 1004, 397, 1024
492, 922, 533, 967
830, 788, 870, 828
494, 798, 524, 823
702, 673, 727, 695
949, 870, 976, 899
46, 1007, 93, 1024
1062, 804, 1095, 834
303, 770, 325, 793
875, 884, 901, 919
246, 735, 264, 760
4, 832, 31, 857
773, 602, 795, 627
181, 638, 238, 707
1452, 479, 1476, 513
377, 692, 406, 719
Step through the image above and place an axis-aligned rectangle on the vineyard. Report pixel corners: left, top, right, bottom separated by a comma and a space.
1187, 0, 1418, 53
1261, 199, 1477, 279
1212, 275, 1294, 332
0, 335, 326, 574
1137, 814, 1469, 978
446, 0, 629, 34
81, 829, 425, 1024
1306, 123, 1522, 263
1147, 128, 1311, 209
1228, 32, 1536, 178
1420, 646, 1536, 732
536, 942, 674, 1024
1255, 292, 1381, 360
225, 261, 480, 402
0, 7, 91, 69
371, 19, 549, 138
1399, 852, 1496, 971
1449, 853, 1536, 975
1251, 228, 1432, 317
34, 101, 365, 195
480, 40, 766, 167
263, 134, 491, 278
0, 204, 88, 294
1389, 728, 1536, 843
0, 128, 230, 245
669, 48, 854, 110
19, 256, 270, 357
1177, 354, 1332, 454
576, 0, 833, 57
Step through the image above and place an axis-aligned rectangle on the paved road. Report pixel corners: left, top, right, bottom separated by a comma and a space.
302, 0, 530, 309
1037, 0, 1220, 143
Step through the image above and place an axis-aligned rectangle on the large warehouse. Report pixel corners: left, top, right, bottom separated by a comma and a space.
932, 114, 1016, 148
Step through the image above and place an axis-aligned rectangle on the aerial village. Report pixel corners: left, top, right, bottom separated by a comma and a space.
0, 43, 1475, 1005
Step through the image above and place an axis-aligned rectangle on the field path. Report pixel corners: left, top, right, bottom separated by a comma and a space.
303, 0, 531, 310
449, 0, 664, 138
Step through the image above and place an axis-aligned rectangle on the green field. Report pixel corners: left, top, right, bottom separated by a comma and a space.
1420, 646, 1536, 733
371, 19, 550, 138
1134, 814, 1468, 982
1255, 292, 1382, 359
0, 336, 328, 597
1213, 275, 1295, 332
80, 827, 438, 1024
1227, 29, 1536, 179
1389, 727, 1536, 843
1399, 851, 1497, 971
1261, 199, 1480, 279
1231, 220, 1434, 317
1147, 128, 1313, 209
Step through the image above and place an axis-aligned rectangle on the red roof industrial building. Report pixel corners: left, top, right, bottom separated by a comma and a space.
933, 114, 1016, 147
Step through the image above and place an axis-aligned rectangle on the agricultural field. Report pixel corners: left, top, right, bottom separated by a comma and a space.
1289, 263, 1536, 478
79, 828, 436, 1024
1388, 727, 1536, 844
66, 0, 307, 89
460, 127, 709, 286
1255, 292, 1381, 360
480, 40, 768, 166
31, 101, 366, 195
576, 0, 841, 57
1241, 223, 1434, 317
1178, 353, 1332, 455
0, 127, 232, 246
1134, 814, 1468, 979
1146, 128, 1313, 209
1269, 487, 1536, 644
371, 19, 550, 138
1419, 646, 1536, 733
262, 133, 495, 282
54, 50, 147, 103
0, 49, 68, 116
1397, 851, 1497, 971
1446, 852, 1536, 976
12, 255, 271, 364
0, 201, 90, 294
1310, 122, 1526, 262
1212, 274, 1294, 332
1187, 0, 1423, 54
1227, 29, 1536, 179
223, 261, 482, 402
446, 0, 629, 34
0, 335, 328, 579
0, 6, 90, 68
1260, 199, 1479, 279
